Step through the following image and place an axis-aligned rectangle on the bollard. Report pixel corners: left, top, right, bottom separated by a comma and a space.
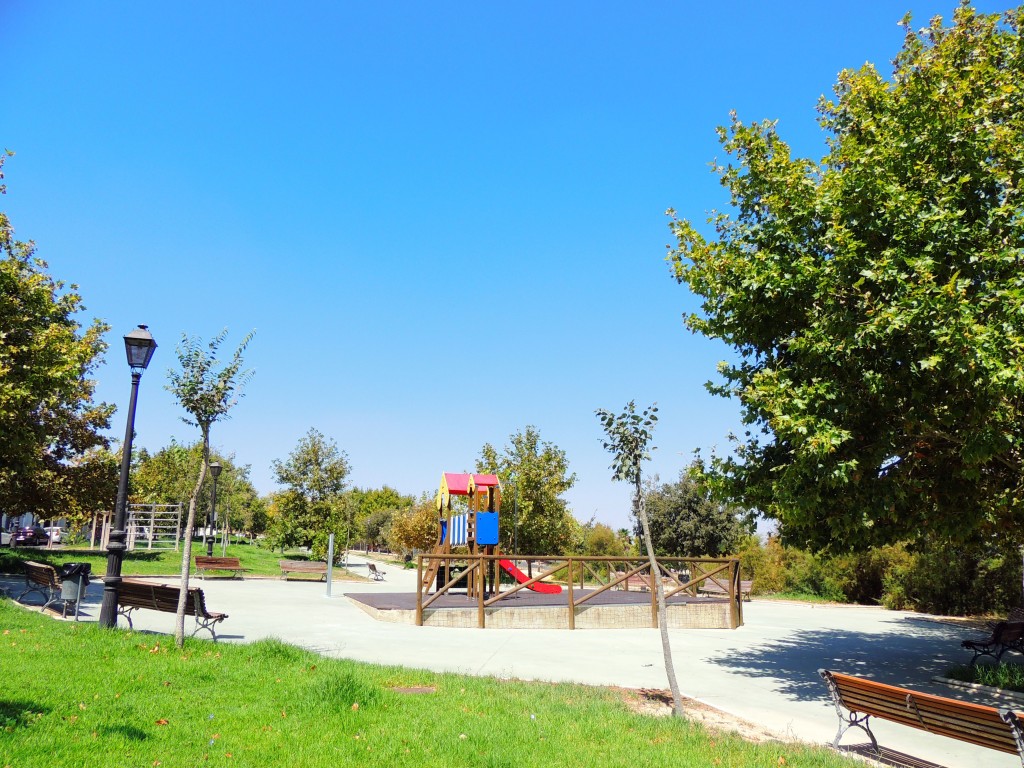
326, 533, 334, 598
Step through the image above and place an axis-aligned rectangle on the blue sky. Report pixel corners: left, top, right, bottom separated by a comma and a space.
2, 2, 1008, 531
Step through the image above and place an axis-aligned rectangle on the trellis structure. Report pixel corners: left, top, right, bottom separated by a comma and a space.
126, 503, 182, 551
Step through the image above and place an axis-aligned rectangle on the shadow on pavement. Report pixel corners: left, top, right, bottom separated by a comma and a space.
708, 615, 977, 704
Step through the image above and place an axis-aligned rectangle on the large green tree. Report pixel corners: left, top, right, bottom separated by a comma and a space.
269, 427, 351, 558
643, 470, 751, 557
669, 4, 1024, 551
0, 154, 116, 525
477, 425, 577, 556
349, 485, 413, 550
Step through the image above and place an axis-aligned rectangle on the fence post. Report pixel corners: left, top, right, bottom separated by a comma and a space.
325, 534, 334, 598
567, 558, 575, 630
650, 562, 658, 628
416, 555, 424, 626
477, 556, 485, 629
729, 558, 740, 629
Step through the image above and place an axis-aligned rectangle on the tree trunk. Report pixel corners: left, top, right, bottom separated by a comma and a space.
635, 481, 684, 717
174, 432, 209, 648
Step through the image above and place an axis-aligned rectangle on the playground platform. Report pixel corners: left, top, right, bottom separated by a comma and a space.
346, 588, 734, 629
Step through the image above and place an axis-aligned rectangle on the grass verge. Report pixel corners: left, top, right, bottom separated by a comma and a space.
946, 662, 1024, 693
0, 599, 847, 767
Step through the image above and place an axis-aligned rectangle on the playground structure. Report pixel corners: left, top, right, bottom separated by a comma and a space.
421, 472, 502, 598
386, 469, 744, 630
421, 471, 564, 599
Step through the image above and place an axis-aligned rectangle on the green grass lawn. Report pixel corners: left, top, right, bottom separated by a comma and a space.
0, 600, 848, 768
0, 543, 363, 581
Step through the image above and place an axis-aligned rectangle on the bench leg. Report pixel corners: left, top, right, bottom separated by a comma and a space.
117, 606, 137, 630
1001, 711, 1024, 768
190, 616, 225, 642
831, 713, 878, 756
820, 670, 880, 756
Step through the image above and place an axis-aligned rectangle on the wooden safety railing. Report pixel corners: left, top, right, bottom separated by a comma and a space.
415, 554, 744, 629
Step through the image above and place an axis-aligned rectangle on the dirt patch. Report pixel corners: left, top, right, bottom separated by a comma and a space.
614, 687, 781, 743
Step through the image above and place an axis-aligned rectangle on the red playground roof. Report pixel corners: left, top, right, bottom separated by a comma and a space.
471, 473, 500, 488
441, 472, 472, 495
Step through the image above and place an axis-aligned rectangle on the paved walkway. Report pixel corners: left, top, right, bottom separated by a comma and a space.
3, 555, 1020, 767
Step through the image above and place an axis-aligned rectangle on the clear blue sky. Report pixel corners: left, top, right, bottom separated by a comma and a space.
2, 2, 1008, 531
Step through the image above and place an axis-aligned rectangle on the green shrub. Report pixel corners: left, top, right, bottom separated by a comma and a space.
946, 662, 1024, 693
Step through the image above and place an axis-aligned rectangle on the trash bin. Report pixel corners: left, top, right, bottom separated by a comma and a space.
59, 563, 91, 619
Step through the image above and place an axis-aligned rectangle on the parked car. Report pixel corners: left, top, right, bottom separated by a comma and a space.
44, 526, 65, 544
11, 525, 48, 547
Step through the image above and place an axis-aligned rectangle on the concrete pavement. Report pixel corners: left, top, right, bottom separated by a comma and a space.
3, 553, 1020, 767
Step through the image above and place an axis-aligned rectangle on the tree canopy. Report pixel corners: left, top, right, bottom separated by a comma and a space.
269, 427, 351, 557
0, 154, 116, 524
643, 470, 750, 557
132, 441, 265, 538
668, 4, 1024, 551
477, 425, 577, 555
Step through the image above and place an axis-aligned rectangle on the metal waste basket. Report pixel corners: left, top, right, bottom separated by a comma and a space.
59, 563, 91, 619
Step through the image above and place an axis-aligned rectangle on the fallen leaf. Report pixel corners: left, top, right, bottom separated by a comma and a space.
351, 702, 359, 711
155, 719, 169, 726
78, 703, 86, 710
281, 710, 287, 718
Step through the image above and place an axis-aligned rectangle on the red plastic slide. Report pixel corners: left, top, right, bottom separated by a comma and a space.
499, 559, 562, 593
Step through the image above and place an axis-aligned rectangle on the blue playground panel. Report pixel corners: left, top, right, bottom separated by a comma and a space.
476, 512, 499, 546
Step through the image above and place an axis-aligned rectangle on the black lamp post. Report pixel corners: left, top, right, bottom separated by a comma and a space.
206, 462, 221, 557
99, 325, 157, 628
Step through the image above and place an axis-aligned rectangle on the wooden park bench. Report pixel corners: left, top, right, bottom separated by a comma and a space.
962, 621, 1024, 665
194, 555, 251, 580
16, 561, 63, 613
819, 669, 1024, 763
279, 559, 328, 581
698, 578, 753, 601
367, 563, 386, 581
117, 578, 228, 641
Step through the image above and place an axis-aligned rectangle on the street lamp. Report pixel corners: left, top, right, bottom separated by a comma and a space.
206, 462, 222, 557
99, 325, 157, 628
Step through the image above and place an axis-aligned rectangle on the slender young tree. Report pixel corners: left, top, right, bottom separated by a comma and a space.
596, 401, 683, 718
166, 329, 253, 647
